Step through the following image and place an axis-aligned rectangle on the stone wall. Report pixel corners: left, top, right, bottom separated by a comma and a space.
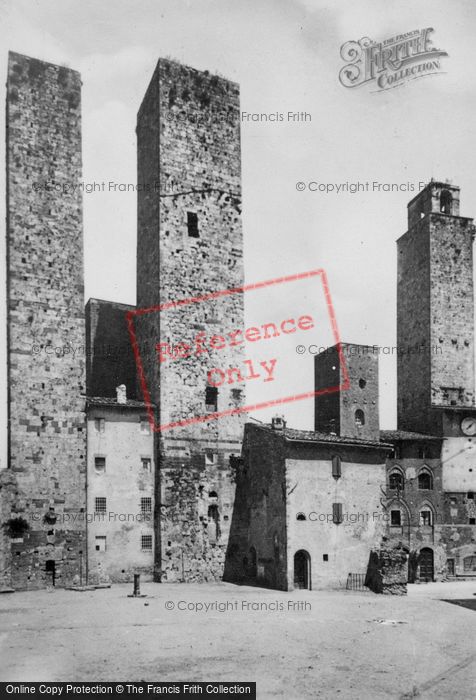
4, 52, 86, 589
224, 423, 288, 590
315, 344, 379, 440
397, 182, 475, 434
136, 59, 245, 581
397, 220, 432, 433
365, 542, 408, 595
429, 215, 475, 409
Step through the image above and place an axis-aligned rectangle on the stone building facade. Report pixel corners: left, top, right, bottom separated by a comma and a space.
227, 419, 390, 590
389, 182, 476, 581
3, 52, 86, 589
2, 50, 476, 592
397, 182, 476, 435
86, 388, 155, 583
135, 58, 245, 582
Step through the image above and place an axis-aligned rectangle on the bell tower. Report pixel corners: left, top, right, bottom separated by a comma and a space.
397, 180, 476, 436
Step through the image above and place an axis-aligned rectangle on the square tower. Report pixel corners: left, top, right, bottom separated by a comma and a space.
136, 59, 244, 581
397, 181, 476, 435
5, 53, 86, 589
314, 344, 379, 441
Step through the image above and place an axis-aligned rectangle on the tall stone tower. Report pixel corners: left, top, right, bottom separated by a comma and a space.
397, 181, 476, 436
5, 52, 86, 589
315, 343, 379, 440
136, 59, 244, 581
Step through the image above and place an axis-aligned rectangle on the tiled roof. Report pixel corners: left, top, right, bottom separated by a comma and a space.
86, 396, 154, 409
380, 429, 442, 442
248, 422, 391, 448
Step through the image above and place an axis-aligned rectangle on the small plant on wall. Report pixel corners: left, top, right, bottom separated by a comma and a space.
2, 516, 30, 539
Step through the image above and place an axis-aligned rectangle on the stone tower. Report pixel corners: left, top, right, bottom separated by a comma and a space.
5, 52, 86, 589
314, 343, 379, 440
136, 59, 244, 581
397, 181, 476, 435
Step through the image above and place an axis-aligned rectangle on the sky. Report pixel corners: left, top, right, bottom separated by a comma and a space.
1, 0, 476, 465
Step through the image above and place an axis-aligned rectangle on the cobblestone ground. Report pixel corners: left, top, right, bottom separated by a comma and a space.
1, 581, 475, 698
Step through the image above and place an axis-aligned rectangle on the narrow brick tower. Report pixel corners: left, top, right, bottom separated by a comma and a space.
5, 52, 86, 589
397, 181, 476, 436
136, 59, 244, 581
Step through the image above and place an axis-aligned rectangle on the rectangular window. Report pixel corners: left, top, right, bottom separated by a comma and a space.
205, 386, 218, 411
94, 418, 105, 433
95, 536, 106, 552
323, 554, 329, 562
205, 451, 217, 465
141, 457, 152, 472
390, 510, 401, 526
140, 417, 151, 434
332, 502, 343, 524
332, 455, 342, 479
141, 534, 153, 551
95, 497, 107, 513
470, 518, 476, 525
187, 211, 199, 238
141, 497, 152, 513
94, 456, 106, 474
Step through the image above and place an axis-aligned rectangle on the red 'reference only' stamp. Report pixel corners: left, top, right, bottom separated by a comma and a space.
126, 268, 349, 432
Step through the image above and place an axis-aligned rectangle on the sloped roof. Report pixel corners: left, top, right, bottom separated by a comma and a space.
380, 429, 442, 442
86, 396, 154, 409
248, 422, 391, 449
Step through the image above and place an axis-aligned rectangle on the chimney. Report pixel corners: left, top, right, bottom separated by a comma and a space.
116, 384, 127, 404
271, 415, 286, 431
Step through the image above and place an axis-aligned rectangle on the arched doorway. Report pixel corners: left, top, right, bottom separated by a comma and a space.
249, 546, 257, 578
45, 559, 56, 586
418, 548, 434, 582
294, 550, 311, 589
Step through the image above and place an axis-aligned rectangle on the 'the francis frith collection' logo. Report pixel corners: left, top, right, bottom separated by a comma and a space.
339, 28, 448, 91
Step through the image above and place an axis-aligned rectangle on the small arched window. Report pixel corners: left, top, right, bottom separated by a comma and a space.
389, 470, 404, 491
419, 509, 433, 526
440, 189, 452, 215
355, 409, 365, 427
418, 470, 433, 490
